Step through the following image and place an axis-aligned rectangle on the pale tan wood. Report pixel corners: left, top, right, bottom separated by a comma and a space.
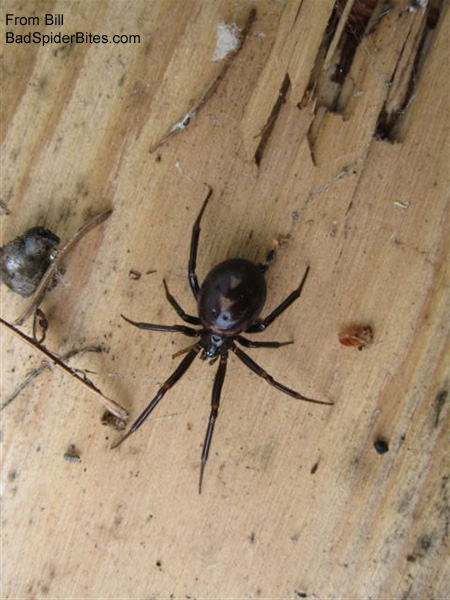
1, 1, 448, 599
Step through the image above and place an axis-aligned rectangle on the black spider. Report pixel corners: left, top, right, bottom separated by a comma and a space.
113, 187, 332, 492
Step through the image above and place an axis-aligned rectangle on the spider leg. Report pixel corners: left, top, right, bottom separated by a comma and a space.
237, 336, 293, 349
121, 314, 200, 337
246, 266, 310, 333
112, 346, 200, 449
172, 341, 201, 359
163, 279, 200, 325
188, 185, 213, 300
231, 345, 332, 405
199, 352, 227, 494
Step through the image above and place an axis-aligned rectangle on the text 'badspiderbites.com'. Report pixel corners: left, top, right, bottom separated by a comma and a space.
5, 13, 140, 46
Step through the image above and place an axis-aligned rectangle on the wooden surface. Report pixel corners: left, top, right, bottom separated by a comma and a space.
1, 1, 449, 598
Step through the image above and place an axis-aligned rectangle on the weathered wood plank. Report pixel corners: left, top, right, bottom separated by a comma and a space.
2, 1, 448, 598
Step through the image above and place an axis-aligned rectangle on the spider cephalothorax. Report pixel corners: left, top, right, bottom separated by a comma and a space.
113, 187, 332, 492
198, 331, 230, 360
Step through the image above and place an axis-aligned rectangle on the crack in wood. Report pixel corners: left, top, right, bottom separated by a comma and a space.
365, 2, 395, 36
374, 0, 443, 142
293, 0, 306, 26
332, 0, 378, 86
296, 1, 351, 161
303, 0, 391, 117
254, 73, 291, 167
294, 164, 354, 227
297, 0, 349, 110
302, 0, 442, 151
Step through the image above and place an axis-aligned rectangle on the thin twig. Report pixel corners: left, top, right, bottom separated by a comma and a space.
1, 346, 102, 412
1, 364, 47, 411
15, 209, 113, 326
1, 317, 128, 419
148, 8, 257, 154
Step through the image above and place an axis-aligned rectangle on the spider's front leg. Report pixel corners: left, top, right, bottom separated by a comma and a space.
121, 314, 200, 337
188, 185, 213, 300
163, 279, 200, 325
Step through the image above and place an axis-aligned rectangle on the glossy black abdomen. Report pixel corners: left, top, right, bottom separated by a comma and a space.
198, 258, 266, 335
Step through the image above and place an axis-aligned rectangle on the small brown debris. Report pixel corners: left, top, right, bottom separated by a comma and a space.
339, 325, 374, 349
274, 234, 291, 249
434, 389, 448, 428
128, 269, 141, 281
101, 410, 127, 431
310, 461, 319, 474
329, 221, 338, 237
32, 308, 48, 343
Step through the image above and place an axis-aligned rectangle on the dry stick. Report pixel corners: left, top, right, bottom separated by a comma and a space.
148, 8, 257, 154
15, 209, 113, 326
1, 317, 128, 420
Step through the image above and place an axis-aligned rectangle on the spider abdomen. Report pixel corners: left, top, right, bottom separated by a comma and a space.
198, 258, 266, 335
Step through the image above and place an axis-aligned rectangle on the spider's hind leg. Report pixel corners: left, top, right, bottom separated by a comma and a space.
199, 351, 227, 494
112, 346, 200, 449
232, 345, 332, 406
247, 266, 310, 333
237, 336, 293, 349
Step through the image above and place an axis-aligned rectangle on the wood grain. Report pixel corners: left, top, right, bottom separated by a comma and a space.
2, 1, 448, 598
